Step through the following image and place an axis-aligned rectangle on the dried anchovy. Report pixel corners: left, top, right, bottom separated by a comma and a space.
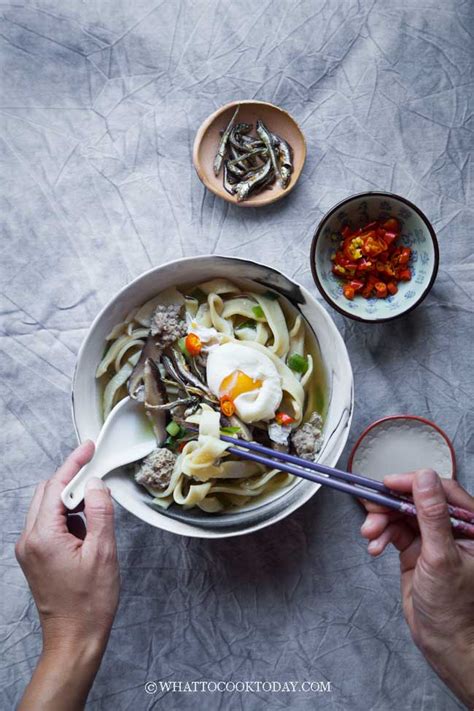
229, 128, 263, 170
229, 124, 252, 151
233, 122, 253, 136
235, 159, 273, 202
240, 134, 265, 149
213, 106, 240, 177
184, 401, 202, 418
272, 132, 293, 189
145, 397, 198, 411
213, 115, 293, 201
226, 162, 246, 179
161, 354, 217, 407
161, 353, 188, 388
256, 120, 281, 182
223, 162, 237, 195
166, 347, 219, 404
227, 145, 248, 176
189, 355, 206, 381
230, 141, 255, 172
167, 347, 209, 392
227, 147, 267, 166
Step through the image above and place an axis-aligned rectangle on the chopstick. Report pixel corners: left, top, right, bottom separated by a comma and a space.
199, 429, 474, 538
217, 433, 474, 526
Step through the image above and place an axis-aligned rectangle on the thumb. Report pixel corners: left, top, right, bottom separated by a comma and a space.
412, 469, 458, 566
83, 478, 116, 551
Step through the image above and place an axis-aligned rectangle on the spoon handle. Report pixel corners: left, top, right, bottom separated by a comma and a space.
61, 460, 109, 510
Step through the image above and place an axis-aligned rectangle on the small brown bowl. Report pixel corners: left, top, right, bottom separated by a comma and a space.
193, 100, 306, 207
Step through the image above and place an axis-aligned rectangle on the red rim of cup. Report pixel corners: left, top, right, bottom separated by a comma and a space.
347, 414, 456, 480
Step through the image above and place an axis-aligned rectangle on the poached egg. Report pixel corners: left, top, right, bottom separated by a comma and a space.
206, 343, 282, 423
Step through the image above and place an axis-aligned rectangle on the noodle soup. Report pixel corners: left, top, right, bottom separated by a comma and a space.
97, 277, 327, 513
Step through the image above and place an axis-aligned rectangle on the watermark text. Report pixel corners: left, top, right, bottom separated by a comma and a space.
145, 680, 331, 695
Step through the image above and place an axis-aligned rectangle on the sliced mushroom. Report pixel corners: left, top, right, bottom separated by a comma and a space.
143, 358, 168, 445
128, 335, 161, 400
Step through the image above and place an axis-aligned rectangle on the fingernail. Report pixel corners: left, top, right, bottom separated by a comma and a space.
368, 541, 379, 554
417, 469, 438, 491
360, 520, 370, 534
86, 477, 106, 491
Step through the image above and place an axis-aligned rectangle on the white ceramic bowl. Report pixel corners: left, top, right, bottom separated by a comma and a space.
310, 192, 439, 322
72, 256, 354, 538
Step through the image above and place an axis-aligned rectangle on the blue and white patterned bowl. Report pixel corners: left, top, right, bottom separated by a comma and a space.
310, 192, 439, 322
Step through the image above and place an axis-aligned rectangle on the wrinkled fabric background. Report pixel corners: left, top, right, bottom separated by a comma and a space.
1, 1, 473, 709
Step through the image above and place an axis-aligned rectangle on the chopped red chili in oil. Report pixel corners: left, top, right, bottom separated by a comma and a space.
332, 217, 412, 300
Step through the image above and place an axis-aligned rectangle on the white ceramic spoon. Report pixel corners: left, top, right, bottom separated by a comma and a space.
61, 396, 156, 510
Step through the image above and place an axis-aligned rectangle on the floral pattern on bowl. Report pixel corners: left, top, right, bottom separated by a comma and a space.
310, 192, 439, 322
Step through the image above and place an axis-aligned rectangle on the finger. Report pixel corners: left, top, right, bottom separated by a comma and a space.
82, 478, 116, 555
401, 586, 415, 631
457, 539, 474, 555
34, 478, 70, 533
440, 479, 474, 512
359, 499, 392, 514
400, 538, 422, 574
24, 481, 47, 535
361, 513, 390, 539
33, 442, 96, 533
53, 440, 95, 486
383, 473, 474, 512
360, 507, 416, 540
412, 469, 459, 566
367, 521, 416, 556
383, 472, 419, 492
361, 512, 401, 539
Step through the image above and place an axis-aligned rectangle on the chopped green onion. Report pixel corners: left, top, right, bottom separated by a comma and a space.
252, 305, 265, 319
236, 319, 256, 331
288, 353, 309, 374
178, 337, 190, 357
166, 421, 181, 437
220, 426, 241, 435
164, 435, 176, 449
263, 290, 279, 301
190, 287, 206, 302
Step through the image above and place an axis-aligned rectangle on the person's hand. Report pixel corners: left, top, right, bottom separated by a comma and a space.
361, 469, 474, 708
15, 442, 120, 711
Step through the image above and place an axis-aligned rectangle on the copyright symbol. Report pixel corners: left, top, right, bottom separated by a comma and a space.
145, 681, 158, 694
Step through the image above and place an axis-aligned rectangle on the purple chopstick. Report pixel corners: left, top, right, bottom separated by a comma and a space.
216, 432, 474, 526
214, 433, 474, 539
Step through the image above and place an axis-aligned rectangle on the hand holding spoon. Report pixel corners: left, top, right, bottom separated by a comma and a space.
61, 397, 156, 510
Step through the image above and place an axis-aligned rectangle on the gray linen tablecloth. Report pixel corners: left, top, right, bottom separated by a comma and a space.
1, 2, 472, 709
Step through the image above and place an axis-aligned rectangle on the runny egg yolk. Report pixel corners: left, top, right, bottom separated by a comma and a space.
219, 370, 262, 402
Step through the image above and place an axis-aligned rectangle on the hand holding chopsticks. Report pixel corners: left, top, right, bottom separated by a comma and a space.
211, 429, 474, 538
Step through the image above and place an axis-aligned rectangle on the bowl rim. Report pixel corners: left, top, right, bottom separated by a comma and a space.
192, 99, 307, 207
347, 414, 456, 479
71, 254, 354, 538
309, 191, 440, 323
